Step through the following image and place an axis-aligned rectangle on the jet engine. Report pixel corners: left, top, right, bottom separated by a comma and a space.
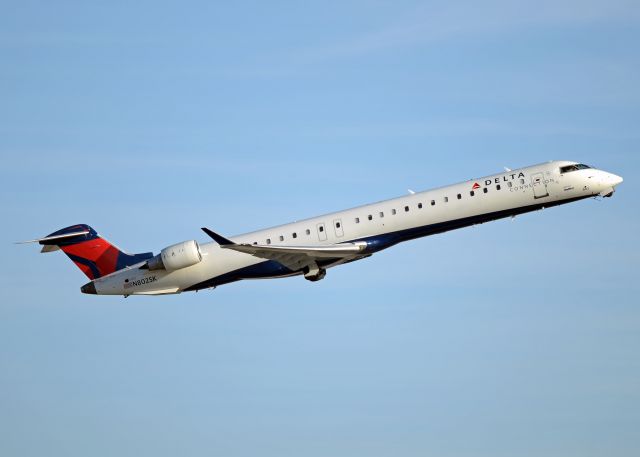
147, 240, 202, 271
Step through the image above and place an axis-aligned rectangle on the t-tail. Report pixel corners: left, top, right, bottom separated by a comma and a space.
18, 224, 153, 279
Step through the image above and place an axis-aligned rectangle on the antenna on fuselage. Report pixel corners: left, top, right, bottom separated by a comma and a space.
504, 166, 512, 172
408, 189, 416, 195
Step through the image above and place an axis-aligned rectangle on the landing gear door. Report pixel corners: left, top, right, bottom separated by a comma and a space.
532, 172, 549, 199
316, 222, 327, 242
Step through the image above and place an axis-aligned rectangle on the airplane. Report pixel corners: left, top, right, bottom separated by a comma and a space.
19, 160, 623, 297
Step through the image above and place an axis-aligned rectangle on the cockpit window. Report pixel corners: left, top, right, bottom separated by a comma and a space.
560, 164, 592, 174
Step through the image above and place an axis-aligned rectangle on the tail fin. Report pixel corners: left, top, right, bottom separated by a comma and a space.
21, 224, 153, 279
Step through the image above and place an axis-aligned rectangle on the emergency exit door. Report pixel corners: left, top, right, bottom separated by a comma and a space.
333, 219, 344, 238
316, 222, 327, 241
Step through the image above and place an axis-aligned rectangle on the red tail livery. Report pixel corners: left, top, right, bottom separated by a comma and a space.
32, 224, 153, 279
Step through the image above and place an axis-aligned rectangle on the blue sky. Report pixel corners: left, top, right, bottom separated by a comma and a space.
1, 1, 639, 456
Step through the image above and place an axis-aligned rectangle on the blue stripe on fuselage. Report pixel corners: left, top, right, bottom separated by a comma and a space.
184, 260, 294, 291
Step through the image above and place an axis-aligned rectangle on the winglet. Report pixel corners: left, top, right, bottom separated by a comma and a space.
201, 227, 235, 246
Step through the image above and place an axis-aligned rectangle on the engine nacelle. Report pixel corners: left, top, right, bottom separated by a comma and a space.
147, 240, 202, 271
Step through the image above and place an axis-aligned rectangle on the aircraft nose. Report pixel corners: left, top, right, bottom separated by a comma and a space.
81, 281, 97, 294
609, 173, 624, 186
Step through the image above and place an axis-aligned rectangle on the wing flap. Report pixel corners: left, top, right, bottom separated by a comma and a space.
226, 242, 368, 257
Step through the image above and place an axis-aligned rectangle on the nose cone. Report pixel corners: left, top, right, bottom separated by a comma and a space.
610, 174, 624, 186
81, 281, 97, 294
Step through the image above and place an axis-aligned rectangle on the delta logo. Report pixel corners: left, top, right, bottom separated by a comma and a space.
471, 172, 526, 190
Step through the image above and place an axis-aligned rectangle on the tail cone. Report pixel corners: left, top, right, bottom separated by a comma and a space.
81, 282, 97, 294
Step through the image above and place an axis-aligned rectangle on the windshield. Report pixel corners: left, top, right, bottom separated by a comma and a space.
560, 164, 592, 173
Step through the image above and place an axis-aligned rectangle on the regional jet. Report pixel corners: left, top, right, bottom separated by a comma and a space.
19, 161, 623, 296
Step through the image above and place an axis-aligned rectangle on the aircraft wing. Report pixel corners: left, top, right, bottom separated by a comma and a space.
201, 227, 368, 271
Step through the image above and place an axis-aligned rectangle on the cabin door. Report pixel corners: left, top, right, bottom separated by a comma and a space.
316, 222, 327, 241
531, 173, 549, 199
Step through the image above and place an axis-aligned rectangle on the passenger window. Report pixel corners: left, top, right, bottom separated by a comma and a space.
306, 229, 310, 235
368, 214, 373, 221
444, 197, 449, 203
483, 188, 488, 194
379, 211, 384, 218
496, 184, 501, 190
355, 217, 360, 223
418, 203, 423, 209
319, 226, 324, 232
520, 178, 525, 185
470, 191, 475, 197
457, 194, 462, 200
292, 232, 297, 238
335, 222, 341, 228
266, 238, 271, 245
507, 182, 513, 188
279, 235, 284, 241
431, 200, 435, 206
392, 209, 397, 215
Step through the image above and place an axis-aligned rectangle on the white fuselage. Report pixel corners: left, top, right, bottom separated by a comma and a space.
91, 161, 623, 296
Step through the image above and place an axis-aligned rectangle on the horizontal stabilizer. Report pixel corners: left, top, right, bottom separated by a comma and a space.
16, 230, 91, 245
